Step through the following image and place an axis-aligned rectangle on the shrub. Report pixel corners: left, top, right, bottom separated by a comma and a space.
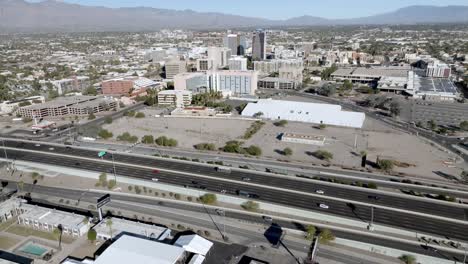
117, 132, 138, 143
194, 143, 216, 151
87, 228, 97, 242
88, 113, 96, 120
283, 147, 293, 156
245, 145, 262, 156
199, 193, 217, 205
273, 120, 288, 127
241, 201, 260, 211
141, 135, 154, 144
124, 110, 136, 117
98, 129, 113, 139
174, 194, 181, 200
135, 112, 145, 118
243, 121, 265, 139
318, 229, 335, 244
155, 136, 178, 147
377, 159, 394, 172
312, 150, 333, 161
104, 116, 112, 124
128, 186, 133, 191
107, 180, 116, 190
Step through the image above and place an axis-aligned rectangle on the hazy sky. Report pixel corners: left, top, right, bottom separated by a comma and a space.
29, 0, 468, 19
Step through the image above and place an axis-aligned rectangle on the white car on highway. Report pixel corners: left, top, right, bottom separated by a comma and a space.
315, 190, 324, 194
319, 203, 329, 209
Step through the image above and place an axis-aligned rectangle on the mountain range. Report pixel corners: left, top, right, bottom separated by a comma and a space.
1, 0, 468, 33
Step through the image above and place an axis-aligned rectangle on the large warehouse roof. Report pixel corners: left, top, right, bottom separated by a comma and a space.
242, 99, 365, 128
94, 235, 185, 264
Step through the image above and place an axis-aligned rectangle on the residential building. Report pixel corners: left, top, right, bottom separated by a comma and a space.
18, 204, 89, 237
165, 60, 187, 79
223, 34, 246, 56
242, 99, 365, 128
228, 56, 248, 71
52, 76, 90, 95
158, 90, 193, 108
252, 30, 267, 61
207, 47, 231, 69
18, 96, 117, 118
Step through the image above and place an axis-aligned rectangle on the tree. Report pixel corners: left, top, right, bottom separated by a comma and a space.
427, 120, 437, 131
312, 150, 333, 161
48, 89, 59, 99
318, 124, 327, 130
245, 145, 262, 156
341, 80, 353, 90
377, 159, 394, 172
389, 101, 401, 117
318, 229, 335, 244
305, 225, 316, 240
87, 228, 97, 243
241, 201, 260, 212
155, 136, 177, 147
398, 254, 416, 264
117, 132, 138, 143
104, 116, 112, 124
283, 147, 293, 156
88, 113, 96, 120
460, 170, 468, 182
106, 218, 113, 240
199, 193, 217, 205
320, 65, 337, 80
107, 179, 116, 190
141, 135, 155, 144
253, 112, 264, 118
460, 121, 468, 131
317, 84, 336, 97
84, 86, 98, 96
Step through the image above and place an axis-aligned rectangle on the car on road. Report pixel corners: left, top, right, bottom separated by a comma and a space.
152, 169, 160, 174
48, 147, 54, 151
262, 216, 273, 222
368, 195, 381, 200
220, 189, 227, 194
319, 203, 329, 209
242, 177, 251, 182
35, 143, 41, 147
215, 209, 224, 215
315, 190, 324, 194
152, 178, 158, 182
75, 162, 81, 166
192, 181, 199, 185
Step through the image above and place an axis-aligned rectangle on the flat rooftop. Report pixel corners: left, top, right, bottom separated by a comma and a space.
94, 235, 185, 264
22, 96, 98, 109
417, 77, 458, 94
94, 218, 169, 240
332, 67, 409, 78
20, 204, 86, 229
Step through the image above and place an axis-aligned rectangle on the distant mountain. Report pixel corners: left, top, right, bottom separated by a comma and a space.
1, 1, 468, 33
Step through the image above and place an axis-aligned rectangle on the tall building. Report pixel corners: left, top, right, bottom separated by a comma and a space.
228, 56, 248, 71
207, 47, 231, 69
52, 76, 90, 95
207, 70, 258, 96
196, 58, 214, 71
165, 60, 187, 79
252, 30, 267, 61
224, 34, 246, 56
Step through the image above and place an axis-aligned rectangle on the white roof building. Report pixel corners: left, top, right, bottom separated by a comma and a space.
175, 234, 213, 256
242, 99, 365, 128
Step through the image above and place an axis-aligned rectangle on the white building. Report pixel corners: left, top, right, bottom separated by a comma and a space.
94, 217, 171, 241
426, 60, 451, 78
18, 204, 89, 237
207, 70, 258, 96
174, 72, 208, 93
207, 47, 231, 69
254, 59, 303, 75
61, 233, 213, 264
52, 76, 90, 95
228, 56, 248, 71
281, 133, 326, 146
158, 90, 193, 108
242, 99, 365, 128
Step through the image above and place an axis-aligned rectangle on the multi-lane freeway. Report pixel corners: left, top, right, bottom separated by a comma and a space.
10, 183, 468, 263
2, 140, 468, 242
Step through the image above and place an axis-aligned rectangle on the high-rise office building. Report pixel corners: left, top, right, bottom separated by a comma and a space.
228, 56, 248, 71
223, 34, 246, 56
165, 60, 187, 79
252, 30, 267, 61
207, 47, 231, 69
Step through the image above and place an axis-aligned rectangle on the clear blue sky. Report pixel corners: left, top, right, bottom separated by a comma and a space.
29, 0, 468, 19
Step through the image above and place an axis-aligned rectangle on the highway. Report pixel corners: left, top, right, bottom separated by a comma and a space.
3, 139, 468, 221
12, 183, 468, 263
2, 147, 468, 242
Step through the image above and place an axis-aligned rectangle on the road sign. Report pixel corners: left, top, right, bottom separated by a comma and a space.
98, 151, 107, 158
96, 193, 111, 208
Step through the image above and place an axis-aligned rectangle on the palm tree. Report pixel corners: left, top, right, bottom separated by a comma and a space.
53, 224, 64, 249
106, 218, 113, 240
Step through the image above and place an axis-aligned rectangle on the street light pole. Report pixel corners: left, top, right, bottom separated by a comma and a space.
111, 153, 117, 183
368, 206, 374, 231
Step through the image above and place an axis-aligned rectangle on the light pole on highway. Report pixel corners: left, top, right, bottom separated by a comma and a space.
367, 206, 374, 231
98, 151, 117, 183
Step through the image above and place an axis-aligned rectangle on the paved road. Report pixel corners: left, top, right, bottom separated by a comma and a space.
11, 183, 468, 263
2, 148, 468, 243
3, 139, 468, 221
